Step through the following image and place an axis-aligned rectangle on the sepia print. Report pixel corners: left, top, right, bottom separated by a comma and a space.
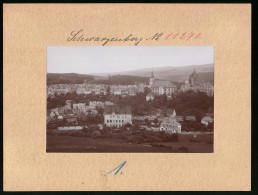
47, 46, 214, 153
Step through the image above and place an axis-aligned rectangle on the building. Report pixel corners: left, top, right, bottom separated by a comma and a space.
104, 105, 132, 127
146, 93, 154, 101
176, 116, 184, 122
185, 116, 196, 121
155, 108, 176, 118
73, 103, 86, 115
195, 81, 214, 96
148, 71, 177, 95
201, 116, 213, 126
180, 69, 214, 96
63, 115, 79, 123
160, 117, 181, 134
66, 100, 73, 108
89, 101, 104, 109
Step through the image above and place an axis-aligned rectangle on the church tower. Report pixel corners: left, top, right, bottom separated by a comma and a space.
149, 70, 155, 87
189, 69, 198, 85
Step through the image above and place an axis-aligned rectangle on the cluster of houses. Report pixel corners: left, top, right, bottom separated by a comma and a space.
48, 99, 213, 134
47, 81, 146, 98
47, 69, 214, 134
47, 69, 213, 101
145, 69, 214, 102
48, 100, 114, 121
102, 105, 213, 134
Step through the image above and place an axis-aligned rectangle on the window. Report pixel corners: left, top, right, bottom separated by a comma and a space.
122, 120, 124, 122
107, 120, 109, 123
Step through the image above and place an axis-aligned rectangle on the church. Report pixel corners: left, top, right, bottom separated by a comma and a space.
181, 69, 214, 96
148, 70, 177, 96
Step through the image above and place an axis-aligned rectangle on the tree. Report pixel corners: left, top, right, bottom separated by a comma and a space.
144, 87, 151, 95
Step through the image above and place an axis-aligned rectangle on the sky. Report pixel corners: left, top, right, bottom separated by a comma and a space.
47, 46, 214, 74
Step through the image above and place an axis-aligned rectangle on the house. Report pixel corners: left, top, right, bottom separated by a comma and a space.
201, 116, 213, 126
185, 116, 196, 121
63, 115, 79, 123
156, 108, 176, 118
89, 101, 105, 109
104, 101, 114, 106
86, 109, 98, 115
97, 123, 104, 130
73, 103, 86, 115
104, 105, 132, 128
146, 93, 154, 101
66, 100, 73, 107
176, 116, 184, 122
163, 109, 176, 117
160, 117, 181, 134
205, 113, 214, 118
167, 95, 172, 100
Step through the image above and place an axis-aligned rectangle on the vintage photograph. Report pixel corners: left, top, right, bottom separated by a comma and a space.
47, 46, 214, 153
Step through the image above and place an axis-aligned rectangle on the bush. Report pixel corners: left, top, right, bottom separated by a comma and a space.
47, 131, 52, 135
145, 135, 161, 143
57, 131, 64, 136
167, 146, 173, 150
91, 130, 101, 138
206, 140, 213, 144
177, 146, 189, 152
189, 139, 200, 143
162, 134, 179, 142
151, 143, 165, 147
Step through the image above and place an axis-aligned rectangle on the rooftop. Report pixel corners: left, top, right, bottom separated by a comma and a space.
104, 105, 131, 115
152, 80, 176, 88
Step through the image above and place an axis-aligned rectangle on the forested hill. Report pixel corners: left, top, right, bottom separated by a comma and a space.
94, 75, 149, 85
47, 73, 94, 85
47, 73, 150, 85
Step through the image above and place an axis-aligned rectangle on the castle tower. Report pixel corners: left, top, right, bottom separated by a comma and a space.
149, 70, 155, 87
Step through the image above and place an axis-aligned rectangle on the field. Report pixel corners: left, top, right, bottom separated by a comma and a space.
46, 133, 213, 153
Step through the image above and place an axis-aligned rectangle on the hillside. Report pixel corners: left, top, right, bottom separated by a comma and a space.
105, 64, 214, 82
47, 73, 150, 85
47, 73, 93, 85
47, 64, 214, 85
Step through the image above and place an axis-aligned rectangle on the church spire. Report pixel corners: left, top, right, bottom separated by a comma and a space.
193, 68, 197, 76
151, 70, 154, 78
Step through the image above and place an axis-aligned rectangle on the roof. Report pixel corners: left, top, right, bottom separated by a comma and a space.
146, 93, 154, 97
152, 80, 176, 88
186, 116, 196, 120
157, 108, 175, 115
63, 115, 79, 119
104, 105, 131, 115
162, 117, 180, 125
202, 116, 213, 121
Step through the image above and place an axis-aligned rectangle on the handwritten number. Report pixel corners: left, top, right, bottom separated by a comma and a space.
107, 161, 127, 175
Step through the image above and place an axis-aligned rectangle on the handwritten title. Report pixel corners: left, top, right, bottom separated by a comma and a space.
67, 29, 201, 46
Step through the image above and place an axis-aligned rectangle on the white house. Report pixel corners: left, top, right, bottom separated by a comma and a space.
73, 103, 86, 114
146, 93, 154, 101
201, 116, 213, 126
160, 117, 181, 134
104, 105, 132, 128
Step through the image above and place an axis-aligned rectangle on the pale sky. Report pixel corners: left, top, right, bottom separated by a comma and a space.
47, 46, 214, 74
